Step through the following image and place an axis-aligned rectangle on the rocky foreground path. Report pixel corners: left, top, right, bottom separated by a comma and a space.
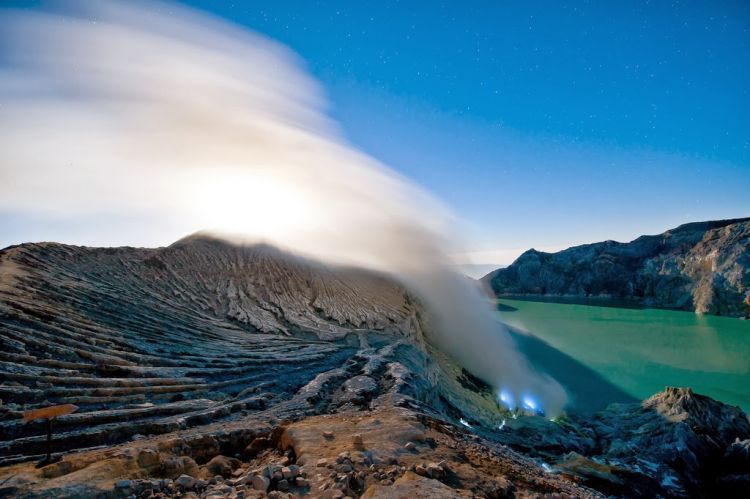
1, 236, 749, 497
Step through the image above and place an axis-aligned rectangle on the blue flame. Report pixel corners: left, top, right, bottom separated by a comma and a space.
500, 389, 546, 416
522, 396, 537, 411
498, 388, 516, 409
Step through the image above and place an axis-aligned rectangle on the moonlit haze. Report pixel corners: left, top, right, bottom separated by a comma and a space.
0, 2, 567, 413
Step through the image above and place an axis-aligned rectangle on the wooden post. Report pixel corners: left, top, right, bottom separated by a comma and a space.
22, 404, 78, 467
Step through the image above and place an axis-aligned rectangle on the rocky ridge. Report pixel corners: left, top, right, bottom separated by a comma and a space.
0, 236, 748, 497
482, 218, 750, 316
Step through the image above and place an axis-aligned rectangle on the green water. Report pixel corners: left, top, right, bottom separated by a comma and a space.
496, 299, 750, 412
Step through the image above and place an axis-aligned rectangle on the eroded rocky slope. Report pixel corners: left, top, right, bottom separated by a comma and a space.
0, 235, 428, 463
1, 236, 749, 498
482, 218, 750, 316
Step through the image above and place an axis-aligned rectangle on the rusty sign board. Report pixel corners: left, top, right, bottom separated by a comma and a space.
23, 404, 78, 423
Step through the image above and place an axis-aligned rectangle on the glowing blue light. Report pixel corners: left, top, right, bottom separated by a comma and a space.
498, 419, 506, 430
459, 418, 472, 429
522, 396, 537, 411
498, 389, 515, 409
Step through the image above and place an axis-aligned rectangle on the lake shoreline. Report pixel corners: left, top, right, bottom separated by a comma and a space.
496, 298, 750, 413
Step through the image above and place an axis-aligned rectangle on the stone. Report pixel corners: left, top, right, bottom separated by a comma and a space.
204, 455, 240, 478
317, 458, 329, 467
338, 375, 378, 403
40, 461, 73, 479
277, 479, 290, 491
137, 449, 159, 468
426, 463, 444, 479
175, 474, 196, 489
295, 477, 310, 487
362, 471, 465, 498
115, 479, 132, 489
282, 465, 299, 479
251, 474, 270, 492
260, 464, 280, 478
323, 431, 335, 439
404, 442, 416, 451
352, 434, 364, 447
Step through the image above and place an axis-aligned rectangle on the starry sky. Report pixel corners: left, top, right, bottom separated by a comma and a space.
181, 0, 750, 265
2, 0, 749, 267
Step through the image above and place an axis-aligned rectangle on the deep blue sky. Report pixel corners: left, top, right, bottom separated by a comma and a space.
179, 0, 749, 263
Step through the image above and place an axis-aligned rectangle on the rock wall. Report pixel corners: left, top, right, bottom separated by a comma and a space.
482, 218, 750, 316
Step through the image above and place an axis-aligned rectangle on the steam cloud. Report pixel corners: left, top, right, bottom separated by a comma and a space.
0, 1, 567, 414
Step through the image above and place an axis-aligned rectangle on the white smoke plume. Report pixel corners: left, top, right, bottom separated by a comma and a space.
0, 1, 567, 414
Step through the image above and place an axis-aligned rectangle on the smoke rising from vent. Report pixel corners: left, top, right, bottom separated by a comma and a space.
0, 1, 567, 414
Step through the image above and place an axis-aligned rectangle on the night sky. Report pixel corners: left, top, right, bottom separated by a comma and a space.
2, 0, 749, 264
185, 0, 750, 262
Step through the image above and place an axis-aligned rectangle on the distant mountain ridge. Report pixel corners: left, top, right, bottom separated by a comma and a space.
482, 217, 750, 316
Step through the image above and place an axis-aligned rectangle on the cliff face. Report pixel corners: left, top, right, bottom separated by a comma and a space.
482, 218, 750, 316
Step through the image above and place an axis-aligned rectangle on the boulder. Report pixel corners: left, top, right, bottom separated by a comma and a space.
281, 465, 300, 479
203, 455, 241, 478
137, 449, 159, 469
362, 471, 465, 498
175, 474, 196, 489
251, 474, 270, 492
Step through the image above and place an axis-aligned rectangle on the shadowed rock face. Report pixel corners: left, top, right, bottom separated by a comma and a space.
482, 218, 750, 316
1, 236, 749, 498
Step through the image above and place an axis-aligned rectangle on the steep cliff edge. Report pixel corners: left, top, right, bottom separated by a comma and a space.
482, 218, 750, 316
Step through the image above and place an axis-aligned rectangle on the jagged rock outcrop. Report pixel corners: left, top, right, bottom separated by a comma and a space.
482, 218, 750, 316
488, 387, 750, 497
577, 387, 750, 497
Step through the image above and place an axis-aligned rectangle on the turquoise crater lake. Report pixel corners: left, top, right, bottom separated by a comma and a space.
496, 298, 750, 413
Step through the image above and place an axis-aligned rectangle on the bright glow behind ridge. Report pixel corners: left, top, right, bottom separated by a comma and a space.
0, 1, 567, 415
